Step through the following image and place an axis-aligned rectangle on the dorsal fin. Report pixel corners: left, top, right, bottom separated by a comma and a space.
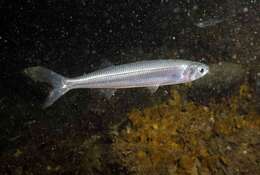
99, 59, 114, 69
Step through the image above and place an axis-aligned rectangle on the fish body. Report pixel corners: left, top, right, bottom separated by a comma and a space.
195, 18, 224, 28
24, 59, 209, 108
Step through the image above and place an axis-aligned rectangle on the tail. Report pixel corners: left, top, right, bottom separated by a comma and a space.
24, 66, 70, 108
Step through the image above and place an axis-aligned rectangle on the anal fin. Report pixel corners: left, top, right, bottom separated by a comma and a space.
147, 86, 159, 94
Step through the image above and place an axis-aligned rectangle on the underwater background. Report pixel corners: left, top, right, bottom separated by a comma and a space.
1, 0, 260, 174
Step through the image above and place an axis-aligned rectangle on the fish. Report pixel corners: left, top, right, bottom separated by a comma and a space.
194, 18, 224, 28
24, 59, 209, 108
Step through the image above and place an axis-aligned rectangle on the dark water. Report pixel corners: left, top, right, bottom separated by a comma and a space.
1, 1, 260, 174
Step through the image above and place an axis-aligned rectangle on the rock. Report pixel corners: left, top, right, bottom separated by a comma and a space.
187, 62, 246, 102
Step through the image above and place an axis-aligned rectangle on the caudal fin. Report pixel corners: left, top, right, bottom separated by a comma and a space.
24, 66, 69, 108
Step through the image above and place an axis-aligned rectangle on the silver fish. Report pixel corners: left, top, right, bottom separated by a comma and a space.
24, 59, 209, 108
195, 18, 224, 28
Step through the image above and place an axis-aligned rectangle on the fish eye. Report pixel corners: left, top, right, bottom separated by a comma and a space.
199, 68, 204, 74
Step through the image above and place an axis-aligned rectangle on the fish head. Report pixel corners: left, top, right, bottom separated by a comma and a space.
185, 62, 209, 81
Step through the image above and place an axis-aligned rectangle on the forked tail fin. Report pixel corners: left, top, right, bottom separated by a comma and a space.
24, 66, 69, 108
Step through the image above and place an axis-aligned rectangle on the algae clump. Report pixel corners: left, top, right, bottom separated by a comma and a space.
112, 84, 260, 175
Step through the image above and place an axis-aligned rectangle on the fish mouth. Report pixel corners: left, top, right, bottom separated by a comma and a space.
205, 65, 210, 75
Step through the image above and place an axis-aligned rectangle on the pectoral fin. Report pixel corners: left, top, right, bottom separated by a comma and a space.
147, 86, 159, 94
100, 89, 116, 99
